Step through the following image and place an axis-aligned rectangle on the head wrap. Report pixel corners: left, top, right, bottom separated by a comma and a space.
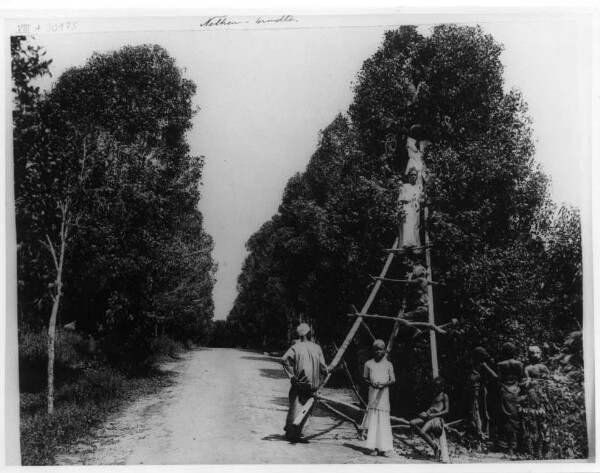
474, 346, 489, 360
409, 124, 424, 140
373, 339, 386, 350
501, 342, 515, 359
296, 323, 311, 337
412, 265, 427, 278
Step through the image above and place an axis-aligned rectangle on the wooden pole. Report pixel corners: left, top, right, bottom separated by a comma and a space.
316, 394, 365, 413
424, 205, 450, 463
292, 238, 400, 430
373, 276, 437, 284
345, 313, 441, 330
360, 320, 376, 341
316, 395, 409, 425
334, 343, 367, 408
382, 244, 432, 253
320, 401, 362, 433
318, 237, 400, 389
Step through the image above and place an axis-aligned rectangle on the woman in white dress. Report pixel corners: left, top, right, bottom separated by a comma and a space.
363, 339, 396, 456
398, 167, 422, 248
405, 135, 429, 193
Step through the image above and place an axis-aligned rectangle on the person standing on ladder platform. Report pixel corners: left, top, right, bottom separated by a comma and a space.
398, 167, 422, 250
397, 124, 429, 252
405, 124, 430, 193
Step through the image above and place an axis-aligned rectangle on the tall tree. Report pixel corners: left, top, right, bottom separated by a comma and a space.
11, 35, 68, 413
229, 25, 582, 421
14, 44, 216, 379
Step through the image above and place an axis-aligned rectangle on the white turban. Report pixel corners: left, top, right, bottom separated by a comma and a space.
296, 323, 311, 337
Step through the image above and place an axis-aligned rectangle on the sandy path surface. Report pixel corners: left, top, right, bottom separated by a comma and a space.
55, 348, 429, 465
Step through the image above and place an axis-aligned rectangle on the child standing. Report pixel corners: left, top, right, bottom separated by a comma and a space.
496, 342, 525, 454
363, 339, 396, 456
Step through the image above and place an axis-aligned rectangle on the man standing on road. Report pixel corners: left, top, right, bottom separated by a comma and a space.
281, 323, 328, 442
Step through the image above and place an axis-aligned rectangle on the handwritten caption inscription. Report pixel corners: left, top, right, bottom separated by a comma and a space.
200, 15, 298, 27
17, 21, 78, 34
14, 15, 298, 35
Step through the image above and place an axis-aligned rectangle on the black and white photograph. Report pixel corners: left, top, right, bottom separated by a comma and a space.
3, 4, 597, 469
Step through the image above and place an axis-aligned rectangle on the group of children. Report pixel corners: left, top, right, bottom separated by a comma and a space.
361, 340, 553, 459
468, 342, 552, 457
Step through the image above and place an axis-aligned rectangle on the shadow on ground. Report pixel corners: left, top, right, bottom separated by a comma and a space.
240, 355, 281, 362
269, 396, 290, 408
343, 442, 372, 456
305, 420, 346, 440
262, 433, 288, 442
259, 368, 287, 380
393, 435, 436, 461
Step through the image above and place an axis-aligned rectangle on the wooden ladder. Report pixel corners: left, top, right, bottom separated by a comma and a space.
294, 206, 450, 462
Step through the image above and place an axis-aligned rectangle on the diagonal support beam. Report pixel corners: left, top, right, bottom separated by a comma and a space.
319, 237, 400, 389
291, 238, 401, 430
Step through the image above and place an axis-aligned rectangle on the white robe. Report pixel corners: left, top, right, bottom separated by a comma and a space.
405, 136, 430, 193
363, 359, 395, 452
398, 182, 421, 248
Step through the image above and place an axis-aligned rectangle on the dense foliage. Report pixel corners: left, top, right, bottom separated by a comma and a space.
14, 39, 216, 375
226, 25, 585, 456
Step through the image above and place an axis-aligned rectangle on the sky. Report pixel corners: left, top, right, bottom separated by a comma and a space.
17, 13, 593, 321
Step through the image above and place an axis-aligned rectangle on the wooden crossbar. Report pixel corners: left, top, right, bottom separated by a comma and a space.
373, 276, 437, 284
382, 244, 432, 253
345, 313, 437, 330
320, 401, 361, 433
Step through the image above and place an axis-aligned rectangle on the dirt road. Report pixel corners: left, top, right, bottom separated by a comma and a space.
55, 348, 430, 465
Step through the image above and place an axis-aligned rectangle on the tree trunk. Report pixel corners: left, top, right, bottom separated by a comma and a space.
47, 286, 61, 415
286, 307, 294, 347
45, 203, 69, 415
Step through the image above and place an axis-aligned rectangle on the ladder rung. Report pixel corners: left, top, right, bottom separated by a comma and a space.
383, 244, 432, 252
346, 313, 402, 322
373, 276, 437, 284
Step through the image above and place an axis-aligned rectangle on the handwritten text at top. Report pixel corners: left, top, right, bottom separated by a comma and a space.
200, 16, 298, 27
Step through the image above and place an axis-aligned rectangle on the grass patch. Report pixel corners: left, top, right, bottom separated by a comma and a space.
150, 335, 185, 361
19, 329, 177, 465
